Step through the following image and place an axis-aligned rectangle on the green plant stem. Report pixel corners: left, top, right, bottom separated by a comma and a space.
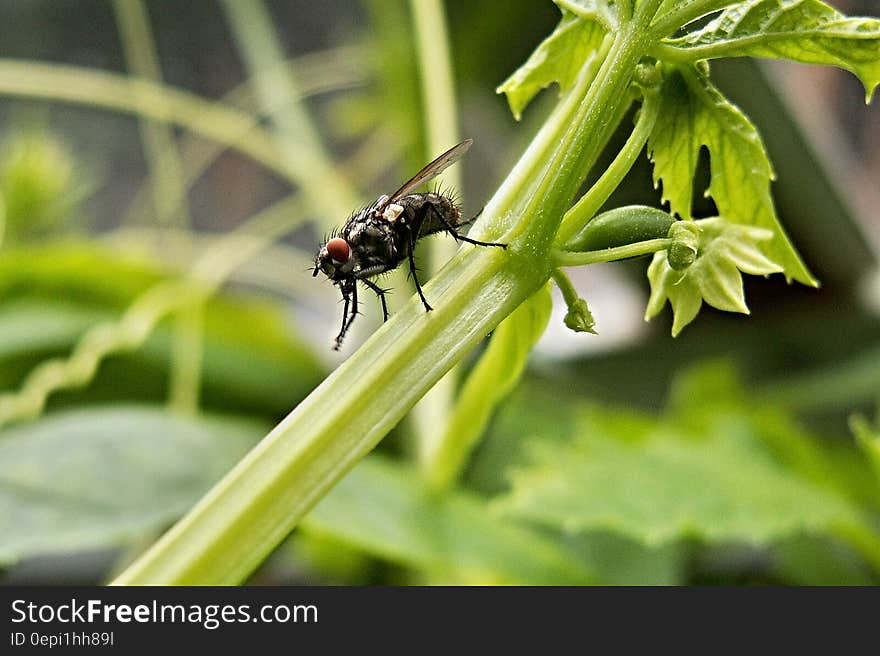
113, 245, 534, 585
408, 0, 462, 475
424, 284, 552, 493
551, 268, 582, 308
113, 5, 667, 585
410, 0, 460, 157
555, 90, 660, 245
497, 3, 665, 251
553, 238, 672, 266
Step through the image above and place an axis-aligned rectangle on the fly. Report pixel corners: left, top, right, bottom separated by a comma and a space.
313, 139, 506, 350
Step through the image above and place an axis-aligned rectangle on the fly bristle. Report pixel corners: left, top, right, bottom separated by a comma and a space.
432, 182, 461, 209
321, 226, 342, 245
345, 206, 365, 224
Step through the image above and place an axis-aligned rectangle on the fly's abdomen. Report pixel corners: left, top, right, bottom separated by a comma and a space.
404, 192, 462, 238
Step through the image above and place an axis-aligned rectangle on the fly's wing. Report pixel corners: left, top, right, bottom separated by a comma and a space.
378, 139, 473, 210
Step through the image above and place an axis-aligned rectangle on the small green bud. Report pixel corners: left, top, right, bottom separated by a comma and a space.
633, 58, 662, 90
667, 221, 700, 271
564, 297, 597, 334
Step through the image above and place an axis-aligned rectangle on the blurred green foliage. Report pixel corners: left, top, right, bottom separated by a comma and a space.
0, 0, 878, 586
0, 406, 266, 566
0, 130, 83, 242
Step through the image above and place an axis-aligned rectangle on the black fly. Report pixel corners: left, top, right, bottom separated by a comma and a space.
313, 139, 506, 350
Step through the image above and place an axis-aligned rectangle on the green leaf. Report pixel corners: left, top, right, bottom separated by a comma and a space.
554, 0, 620, 25
495, 403, 872, 548
648, 64, 816, 285
770, 534, 877, 585
302, 453, 593, 584
558, 530, 686, 584
429, 284, 553, 488
0, 406, 265, 566
476, 367, 880, 581
670, 361, 880, 511
665, 0, 880, 101
645, 217, 784, 336
497, 8, 608, 119
655, 0, 735, 19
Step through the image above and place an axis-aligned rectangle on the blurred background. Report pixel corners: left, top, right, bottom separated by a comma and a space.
0, 0, 878, 585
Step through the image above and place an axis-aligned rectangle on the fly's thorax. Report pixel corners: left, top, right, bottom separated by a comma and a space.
344, 210, 401, 272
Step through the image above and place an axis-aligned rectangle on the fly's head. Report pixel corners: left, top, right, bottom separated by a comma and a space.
313, 235, 355, 283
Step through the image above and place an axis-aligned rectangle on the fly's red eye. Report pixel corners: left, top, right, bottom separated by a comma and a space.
327, 237, 350, 263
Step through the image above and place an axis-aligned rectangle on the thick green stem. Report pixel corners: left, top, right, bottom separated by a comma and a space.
553, 238, 672, 266
499, 4, 665, 252
555, 90, 660, 245
113, 245, 538, 584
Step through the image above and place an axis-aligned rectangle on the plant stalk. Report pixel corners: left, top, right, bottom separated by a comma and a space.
554, 238, 672, 266
556, 90, 660, 244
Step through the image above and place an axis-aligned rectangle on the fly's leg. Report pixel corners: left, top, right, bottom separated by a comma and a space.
450, 231, 507, 248
333, 281, 359, 350
431, 203, 505, 247
407, 234, 432, 312
333, 287, 350, 350
346, 280, 359, 332
438, 210, 506, 249
361, 278, 390, 322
